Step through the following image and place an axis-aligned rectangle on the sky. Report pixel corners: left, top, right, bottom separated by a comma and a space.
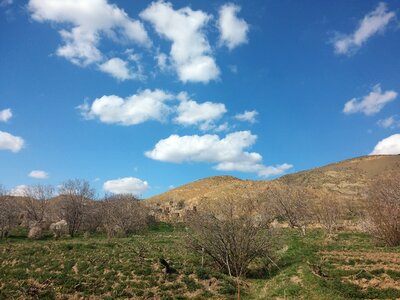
0, 0, 399, 198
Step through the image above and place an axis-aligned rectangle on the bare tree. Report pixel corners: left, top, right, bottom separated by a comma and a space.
311, 192, 344, 234
22, 185, 54, 227
267, 184, 313, 235
0, 185, 20, 238
185, 198, 274, 279
58, 179, 95, 237
81, 200, 103, 234
365, 172, 400, 246
102, 194, 150, 238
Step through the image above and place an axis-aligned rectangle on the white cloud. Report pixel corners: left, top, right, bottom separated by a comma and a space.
0, 130, 24, 152
155, 51, 170, 71
214, 122, 229, 132
103, 177, 149, 196
125, 49, 146, 80
99, 57, 133, 81
370, 134, 400, 155
78, 89, 174, 125
343, 84, 397, 115
235, 110, 258, 123
145, 131, 293, 177
377, 115, 400, 129
257, 164, 294, 177
140, 1, 220, 83
10, 185, 28, 197
333, 2, 395, 55
28, 170, 49, 179
0, 108, 12, 122
28, 0, 150, 66
174, 92, 226, 130
218, 3, 249, 50
79, 90, 228, 130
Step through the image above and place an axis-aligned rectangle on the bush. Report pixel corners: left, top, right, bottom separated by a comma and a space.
365, 171, 400, 246
185, 198, 274, 278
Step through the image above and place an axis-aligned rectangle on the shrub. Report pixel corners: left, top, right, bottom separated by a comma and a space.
365, 171, 400, 246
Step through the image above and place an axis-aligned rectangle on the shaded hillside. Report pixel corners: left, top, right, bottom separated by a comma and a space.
145, 155, 400, 219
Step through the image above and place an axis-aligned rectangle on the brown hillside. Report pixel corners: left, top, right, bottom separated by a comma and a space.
279, 154, 400, 198
145, 155, 400, 220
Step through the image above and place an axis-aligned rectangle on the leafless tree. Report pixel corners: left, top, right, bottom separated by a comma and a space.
0, 185, 20, 238
58, 179, 95, 237
102, 194, 150, 238
185, 198, 274, 279
365, 172, 400, 246
311, 192, 344, 234
22, 184, 54, 227
81, 200, 103, 234
267, 184, 313, 235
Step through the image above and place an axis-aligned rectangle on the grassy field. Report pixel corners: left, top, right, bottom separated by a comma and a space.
0, 225, 399, 299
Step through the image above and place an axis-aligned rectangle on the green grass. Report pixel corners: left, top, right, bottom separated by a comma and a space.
1, 225, 400, 299
245, 229, 400, 299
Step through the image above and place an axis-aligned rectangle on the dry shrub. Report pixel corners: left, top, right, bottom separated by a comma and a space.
185, 197, 274, 278
22, 185, 54, 227
311, 191, 344, 234
81, 201, 103, 233
28, 226, 42, 240
49, 220, 68, 239
267, 184, 313, 234
365, 171, 400, 246
58, 179, 95, 237
102, 194, 151, 238
0, 185, 20, 238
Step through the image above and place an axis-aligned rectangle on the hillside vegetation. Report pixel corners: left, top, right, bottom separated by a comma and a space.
145, 155, 400, 221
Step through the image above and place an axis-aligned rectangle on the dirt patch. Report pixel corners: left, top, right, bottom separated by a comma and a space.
320, 250, 400, 264
290, 275, 302, 285
335, 263, 400, 272
345, 273, 400, 290
72, 263, 78, 274
321, 250, 400, 290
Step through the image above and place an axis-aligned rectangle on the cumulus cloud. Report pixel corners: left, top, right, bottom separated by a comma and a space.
103, 177, 149, 195
145, 131, 293, 177
155, 52, 170, 71
218, 3, 249, 50
174, 92, 226, 130
140, 1, 220, 83
79, 89, 228, 130
28, 0, 150, 66
333, 2, 395, 55
214, 122, 229, 132
0, 130, 24, 152
343, 84, 397, 115
377, 115, 400, 129
78, 89, 174, 125
28, 170, 49, 179
125, 49, 146, 80
0, 108, 12, 122
10, 185, 28, 196
370, 134, 400, 155
98, 57, 133, 81
235, 110, 258, 123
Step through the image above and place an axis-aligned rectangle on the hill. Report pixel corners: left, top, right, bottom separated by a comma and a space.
145, 155, 400, 220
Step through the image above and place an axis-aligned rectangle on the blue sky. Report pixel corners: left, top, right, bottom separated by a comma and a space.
0, 0, 399, 197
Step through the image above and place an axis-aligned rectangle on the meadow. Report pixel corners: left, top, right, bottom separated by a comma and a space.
1, 224, 399, 300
